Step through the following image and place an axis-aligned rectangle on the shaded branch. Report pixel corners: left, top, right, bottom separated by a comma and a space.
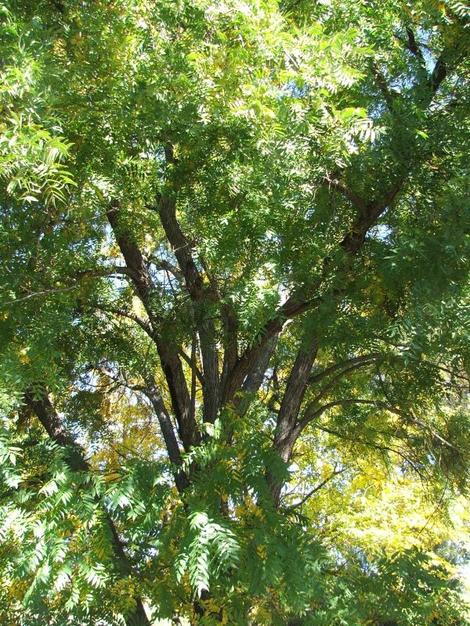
322, 177, 368, 213
221, 302, 239, 394
339, 178, 404, 255
309, 354, 381, 403
430, 56, 448, 94
98, 306, 155, 340
150, 257, 184, 282
274, 338, 319, 462
370, 62, 400, 112
405, 27, 426, 66
179, 347, 204, 385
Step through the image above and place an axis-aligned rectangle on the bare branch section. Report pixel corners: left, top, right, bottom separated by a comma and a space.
23, 390, 151, 626
106, 202, 198, 451
155, 146, 220, 423
179, 348, 204, 386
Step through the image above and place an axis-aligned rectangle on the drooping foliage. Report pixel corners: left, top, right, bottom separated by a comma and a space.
0, 1, 469, 624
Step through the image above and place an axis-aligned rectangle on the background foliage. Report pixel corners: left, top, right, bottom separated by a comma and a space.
0, 1, 469, 624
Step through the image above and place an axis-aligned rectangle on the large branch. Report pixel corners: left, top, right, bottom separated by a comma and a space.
221, 302, 239, 395
222, 185, 396, 406
268, 354, 382, 504
268, 338, 319, 505
339, 179, 404, 255
326, 36, 455, 251
223, 158, 410, 406
268, 398, 394, 502
400, 31, 451, 105
157, 340, 198, 449
226, 335, 279, 425
106, 203, 153, 302
221, 296, 320, 406
158, 194, 205, 300
23, 390, 151, 626
242, 335, 278, 396
322, 176, 369, 213
273, 338, 319, 462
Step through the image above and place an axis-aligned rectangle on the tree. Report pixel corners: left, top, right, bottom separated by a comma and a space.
0, 0, 469, 624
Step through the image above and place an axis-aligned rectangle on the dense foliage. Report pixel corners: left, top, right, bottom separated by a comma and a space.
0, 1, 469, 624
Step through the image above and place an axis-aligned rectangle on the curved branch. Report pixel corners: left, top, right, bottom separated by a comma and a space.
309, 353, 381, 385
309, 424, 428, 480
309, 356, 380, 403
285, 467, 346, 510
300, 398, 389, 430
98, 306, 155, 340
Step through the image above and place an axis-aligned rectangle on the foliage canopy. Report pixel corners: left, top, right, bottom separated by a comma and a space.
0, 1, 469, 624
